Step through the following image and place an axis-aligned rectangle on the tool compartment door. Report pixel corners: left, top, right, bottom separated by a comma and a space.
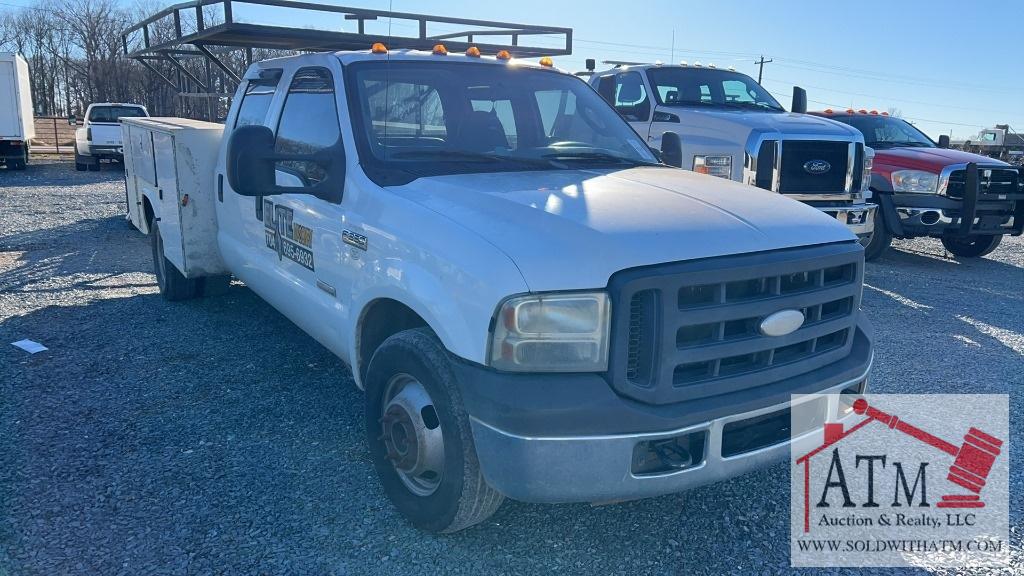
152, 130, 186, 274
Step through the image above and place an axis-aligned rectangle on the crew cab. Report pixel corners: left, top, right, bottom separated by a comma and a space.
588, 63, 877, 245
74, 102, 148, 171
126, 46, 874, 533
812, 110, 1023, 259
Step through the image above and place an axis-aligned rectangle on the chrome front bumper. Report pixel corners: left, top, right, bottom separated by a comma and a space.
469, 359, 872, 504
819, 203, 876, 238
897, 208, 1015, 230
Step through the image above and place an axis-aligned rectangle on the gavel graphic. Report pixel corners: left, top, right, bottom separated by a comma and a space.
852, 398, 1002, 508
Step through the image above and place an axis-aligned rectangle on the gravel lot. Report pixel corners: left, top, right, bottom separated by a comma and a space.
1, 160, 1021, 575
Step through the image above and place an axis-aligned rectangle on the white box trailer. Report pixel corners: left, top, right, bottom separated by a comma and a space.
122, 117, 228, 278
0, 53, 34, 170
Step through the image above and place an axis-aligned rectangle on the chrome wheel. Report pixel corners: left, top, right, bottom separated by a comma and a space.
379, 373, 445, 496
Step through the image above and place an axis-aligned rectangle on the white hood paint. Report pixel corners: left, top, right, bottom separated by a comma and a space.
672, 108, 863, 139
396, 167, 856, 291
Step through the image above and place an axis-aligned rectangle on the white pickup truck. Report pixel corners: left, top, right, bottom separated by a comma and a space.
74, 102, 148, 171
588, 63, 877, 245
123, 47, 873, 532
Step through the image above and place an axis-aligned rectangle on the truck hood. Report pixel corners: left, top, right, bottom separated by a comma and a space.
872, 146, 1010, 174
396, 167, 855, 291
672, 108, 863, 140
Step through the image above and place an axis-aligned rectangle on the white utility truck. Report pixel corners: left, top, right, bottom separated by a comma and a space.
74, 102, 148, 171
0, 53, 34, 171
125, 45, 874, 533
588, 62, 877, 245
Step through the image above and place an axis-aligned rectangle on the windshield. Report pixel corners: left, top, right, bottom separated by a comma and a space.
646, 67, 784, 111
346, 61, 659, 183
87, 106, 147, 123
829, 115, 935, 149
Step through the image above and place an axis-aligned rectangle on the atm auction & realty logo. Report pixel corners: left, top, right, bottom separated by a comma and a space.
789, 394, 1009, 568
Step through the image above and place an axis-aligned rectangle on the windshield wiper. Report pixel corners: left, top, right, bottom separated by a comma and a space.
540, 151, 658, 167
388, 149, 555, 167
869, 142, 931, 149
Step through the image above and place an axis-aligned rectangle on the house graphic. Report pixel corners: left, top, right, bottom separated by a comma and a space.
795, 398, 1003, 533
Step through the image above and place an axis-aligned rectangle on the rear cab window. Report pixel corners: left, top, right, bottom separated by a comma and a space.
88, 105, 147, 123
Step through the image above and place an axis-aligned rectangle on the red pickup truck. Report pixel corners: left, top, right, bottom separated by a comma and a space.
810, 110, 1023, 260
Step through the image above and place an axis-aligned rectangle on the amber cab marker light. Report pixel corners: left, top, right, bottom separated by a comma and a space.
824, 109, 833, 114
881, 111, 889, 116
496, 49, 511, 60
466, 46, 481, 57
432, 44, 448, 55
539, 56, 553, 67
870, 110, 879, 115
371, 42, 387, 54
846, 108, 855, 113
858, 109, 868, 114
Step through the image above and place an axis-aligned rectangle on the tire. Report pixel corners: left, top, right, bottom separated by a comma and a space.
941, 234, 1003, 258
365, 327, 504, 533
75, 153, 87, 171
8, 159, 26, 171
199, 274, 232, 297
150, 219, 199, 301
862, 221, 892, 262
75, 162, 87, 172
87, 162, 100, 172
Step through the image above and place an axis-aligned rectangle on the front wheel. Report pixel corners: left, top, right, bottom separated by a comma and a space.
365, 328, 504, 533
941, 234, 1002, 258
862, 222, 892, 262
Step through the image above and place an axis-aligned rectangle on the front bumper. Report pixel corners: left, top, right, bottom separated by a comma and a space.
456, 319, 873, 503
818, 203, 876, 239
890, 163, 1023, 237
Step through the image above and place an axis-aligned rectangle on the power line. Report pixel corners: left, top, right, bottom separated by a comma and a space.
760, 78, 1013, 116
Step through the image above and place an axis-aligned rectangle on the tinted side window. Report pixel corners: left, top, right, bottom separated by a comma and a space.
275, 67, 340, 187
234, 70, 280, 128
613, 72, 650, 122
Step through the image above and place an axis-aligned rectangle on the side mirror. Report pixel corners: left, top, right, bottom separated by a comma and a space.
226, 124, 344, 203
938, 135, 950, 149
661, 131, 683, 168
791, 86, 807, 114
585, 58, 596, 72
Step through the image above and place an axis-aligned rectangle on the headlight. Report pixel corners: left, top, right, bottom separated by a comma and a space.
891, 170, 938, 193
489, 292, 610, 372
861, 147, 874, 193
693, 155, 732, 179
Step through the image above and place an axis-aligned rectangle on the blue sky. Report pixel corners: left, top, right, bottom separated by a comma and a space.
380, 0, 1020, 140
4, 0, 1017, 139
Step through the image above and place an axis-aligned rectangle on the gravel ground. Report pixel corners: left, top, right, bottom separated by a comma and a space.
1, 160, 1021, 575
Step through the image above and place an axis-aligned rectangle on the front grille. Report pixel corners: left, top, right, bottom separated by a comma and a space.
778, 141, 851, 193
945, 168, 1020, 200
609, 243, 863, 406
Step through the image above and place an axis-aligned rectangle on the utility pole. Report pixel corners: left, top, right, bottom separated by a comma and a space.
756, 55, 773, 84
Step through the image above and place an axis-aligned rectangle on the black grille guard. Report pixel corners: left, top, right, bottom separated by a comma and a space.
959, 163, 1024, 236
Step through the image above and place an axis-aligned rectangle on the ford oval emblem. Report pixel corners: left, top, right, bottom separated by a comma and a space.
759, 309, 805, 337
803, 160, 831, 175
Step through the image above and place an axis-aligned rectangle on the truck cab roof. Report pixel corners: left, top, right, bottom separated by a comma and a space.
249, 47, 568, 73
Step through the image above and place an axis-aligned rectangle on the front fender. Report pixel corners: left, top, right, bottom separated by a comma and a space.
348, 260, 528, 389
